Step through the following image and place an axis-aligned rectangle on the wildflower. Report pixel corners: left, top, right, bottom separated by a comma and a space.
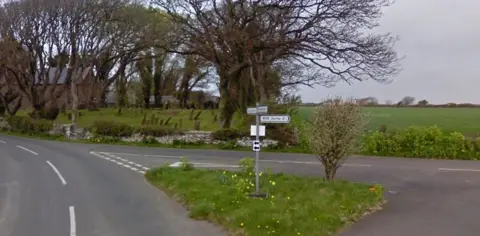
240, 223, 244, 227
287, 197, 290, 200
271, 181, 276, 186
369, 187, 376, 192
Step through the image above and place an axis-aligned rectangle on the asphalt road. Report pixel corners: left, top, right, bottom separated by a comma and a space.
2, 135, 480, 235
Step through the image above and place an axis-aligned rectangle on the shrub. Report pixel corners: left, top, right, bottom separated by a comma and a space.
7, 116, 53, 134
87, 134, 121, 143
362, 126, 477, 159
136, 126, 183, 137
239, 157, 254, 174
211, 128, 245, 141
91, 120, 134, 137
141, 136, 159, 144
308, 98, 367, 181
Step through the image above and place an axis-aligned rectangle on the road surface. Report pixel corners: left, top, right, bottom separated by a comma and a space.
2, 134, 480, 236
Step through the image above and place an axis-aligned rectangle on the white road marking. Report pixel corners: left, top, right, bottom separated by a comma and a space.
141, 166, 150, 171
130, 167, 139, 171
438, 168, 480, 172
69, 206, 76, 236
170, 161, 239, 168
194, 163, 240, 168
169, 162, 182, 167
102, 151, 181, 158
46, 161, 67, 185
139, 170, 146, 174
0, 140, 6, 144
16, 146, 38, 155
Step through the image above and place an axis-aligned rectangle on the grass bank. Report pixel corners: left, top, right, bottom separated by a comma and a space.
16, 108, 236, 131
145, 165, 384, 236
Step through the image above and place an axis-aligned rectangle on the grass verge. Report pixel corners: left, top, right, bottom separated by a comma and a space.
145, 165, 384, 236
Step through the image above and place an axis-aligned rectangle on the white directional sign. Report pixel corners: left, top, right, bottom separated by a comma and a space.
257, 106, 268, 114
250, 125, 266, 136
247, 107, 257, 115
246, 106, 268, 115
260, 115, 291, 124
252, 140, 261, 152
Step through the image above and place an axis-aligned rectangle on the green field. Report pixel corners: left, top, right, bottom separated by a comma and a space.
14, 107, 480, 138
299, 107, 480, 137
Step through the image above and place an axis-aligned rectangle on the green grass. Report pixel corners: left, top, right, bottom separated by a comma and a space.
146, 166, 384, 236
299, 107, 480, 137
17, 108, 239, 131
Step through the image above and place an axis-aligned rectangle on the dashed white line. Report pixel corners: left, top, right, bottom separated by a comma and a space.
46, 161, 67, 185
89, 151, 149, 175
16, 145, 38, 155
438, 168, 480, 172
0, 140, 6, 144
69, 206, 76, 236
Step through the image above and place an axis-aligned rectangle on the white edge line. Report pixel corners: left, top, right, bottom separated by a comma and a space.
46, 161, 67, 185
16, 145, 38, 155
0, 140, 6, 144
438, 168, 480, 172
69, 206, 76, 236
169, 162, 182, 167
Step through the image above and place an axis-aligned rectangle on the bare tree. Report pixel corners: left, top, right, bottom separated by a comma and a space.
178, 55, 210, 108
152, 0, 402, 128
401, 96, 415, 106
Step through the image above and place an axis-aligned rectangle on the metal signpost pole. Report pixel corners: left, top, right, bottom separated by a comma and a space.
255, 102, 260, 193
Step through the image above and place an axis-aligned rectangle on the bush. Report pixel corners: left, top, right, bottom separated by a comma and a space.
91, 120, 134, 137
211, 128, 245, 141
362, 126, 477, 159
308, 98, 367, 181
136, 126, 184, 137
7, 116, 53, 134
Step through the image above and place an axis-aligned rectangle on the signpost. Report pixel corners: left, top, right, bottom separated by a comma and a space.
247, 103, 290, 198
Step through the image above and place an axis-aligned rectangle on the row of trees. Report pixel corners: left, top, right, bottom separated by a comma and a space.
0, 0, 401, 128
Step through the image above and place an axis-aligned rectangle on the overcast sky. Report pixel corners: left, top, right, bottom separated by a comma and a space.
300, 0, 480, 104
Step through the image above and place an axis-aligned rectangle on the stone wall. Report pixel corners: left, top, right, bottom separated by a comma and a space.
50, 124, 279, 148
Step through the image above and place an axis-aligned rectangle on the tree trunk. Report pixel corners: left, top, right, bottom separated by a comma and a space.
71, 79, 78, 125
219, 77, 236, 129
153, 71, 162, 107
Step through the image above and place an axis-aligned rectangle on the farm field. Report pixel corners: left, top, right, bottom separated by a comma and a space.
299, 106, 480, 137
13, 106, 480, 138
